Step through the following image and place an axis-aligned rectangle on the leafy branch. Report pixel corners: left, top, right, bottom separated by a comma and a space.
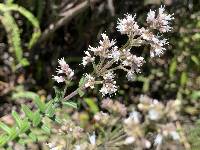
0, 1, 41, 67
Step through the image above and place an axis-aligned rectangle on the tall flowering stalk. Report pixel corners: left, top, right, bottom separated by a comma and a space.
52, 6, 174, 98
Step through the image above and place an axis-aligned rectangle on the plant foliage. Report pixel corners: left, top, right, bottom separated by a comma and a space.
0, 1, 41, 66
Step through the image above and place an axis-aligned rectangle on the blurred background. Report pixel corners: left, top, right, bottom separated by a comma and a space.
0, 0, 200, 149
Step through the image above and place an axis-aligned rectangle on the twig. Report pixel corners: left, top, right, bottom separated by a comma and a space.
37, 0, 90, 44
63, 88, 80, 101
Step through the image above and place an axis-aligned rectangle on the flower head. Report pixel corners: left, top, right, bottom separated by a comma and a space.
146, 6, 174, 33
84, 74, 95, 89
52, 58, 74, 83
108, 46, 120, 61
82, 51, 95, 66
52, 75, 65, 83
117, 14, 141, 37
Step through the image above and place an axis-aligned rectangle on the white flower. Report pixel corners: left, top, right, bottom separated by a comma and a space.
126, 71, 135, 81
82, 51, 95, 66
89, 132, 96, 145
146, 9, 155, 24
170, 131, 180, 141
52, 75, 65, 83
146, 6, 174, 33
100, 81, 118, 96
100, 71, 118, 96
148, 109, 160, 121
150, 38, 169, 58
141, 28, 151, 41
84, 74, 95, 89
144, 139, 151, 148
108, 46, 120, 61
74, 145, 81, 150
88, 33, 116, 58
56, 58, 74, 79
129, 110, 141, 123
154, 134, 163, 145
103, 71, 115, 80
132, 55, 145, 68
157, 6, 174, 33
124, 136, 135, 145
58, 57, 67, 68
117, 14, 141, 36
100, 33, 116, 49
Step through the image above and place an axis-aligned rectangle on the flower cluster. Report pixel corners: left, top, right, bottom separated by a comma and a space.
146, 6, 174, 33
53, 7, 173, 97
99, 71, 118, 96
94, 111, 110, 125
82, 33, 146, 96
117, 6, 173, 58
52, 58, 74, 83
101, 98, 127, 116
79, 6, 174, 96
123, 95, 181, 148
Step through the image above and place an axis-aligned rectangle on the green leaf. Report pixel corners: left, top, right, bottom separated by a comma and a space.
191, 55, 200, 66
169, 59, 177, 78
63, 101, 78, 109
180, 72, 188, 86
7, 128, 18, 140
191, 91, 200, 101
33, 111, 42, 127
1, 12, 23, 63
79, 77, 85, 87
6, 0, 14, 5
12, 111, 22, 128
78, 77, 86, 97
20, 119, 30, 133
45, 101, 55, 118
78, 88, 85, 97
0, 122, 12, 135
84, 98, 99, 113
0, 134, 9, 147
53, 86, 64, 102
13, 92, 46, 113
22, 104, 34, 120
20, 58, 30, 66
54, 116, 62, 124
41, 123, 50, 134
28, 132, 37, 142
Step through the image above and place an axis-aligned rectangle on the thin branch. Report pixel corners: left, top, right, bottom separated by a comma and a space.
37, 0, 90, 44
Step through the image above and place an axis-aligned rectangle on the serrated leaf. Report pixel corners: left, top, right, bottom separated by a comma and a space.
53, 86, 64, 102
54, 116, 62, 124
12, 111, 22, 128
20, 119, 30, 133
12, 92, 46, 113
22, 105, 34, 120
79, 77, 85, 87
33, 111, 42, 127
28, 132, 37, 142
41, 123, 50, 134
0, 122, 12, 134
8, 128, 18, 140
63, 101, 77, 109
45, 101, 55, 118
84, 98, 99, 113
78, 88, 85, 97
0, 134, 9, 147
